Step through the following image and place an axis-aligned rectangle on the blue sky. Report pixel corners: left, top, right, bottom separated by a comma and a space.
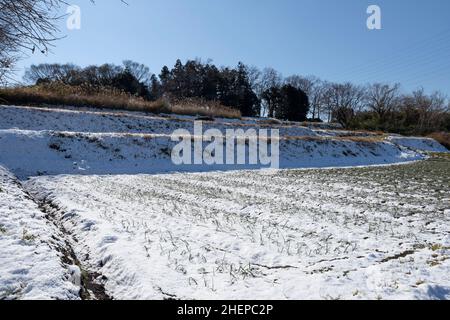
16, 0, 450, 95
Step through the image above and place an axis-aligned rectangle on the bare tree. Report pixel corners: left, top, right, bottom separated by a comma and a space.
325, 82, 366, 127
318, 81, 333, 122
123, 60, 152, 85
0, 0, 125, 84
0, 0, 67, 84
0, 0, 65, 51
243, 65, 262, 93
366, 83, 401, 120
258, 68, 283, 116
285, 75, 316, 95
0, 56, 16, 86
312, 81, 331, 120
400, 89, 448, 133
23, 63, 81, 84
260, 68, 283, 91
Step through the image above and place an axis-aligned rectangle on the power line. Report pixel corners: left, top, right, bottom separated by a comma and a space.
336, 27, 450, 80
345, 42, 450, 84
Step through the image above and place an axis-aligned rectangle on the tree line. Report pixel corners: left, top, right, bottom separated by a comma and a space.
24, 60, 450, 134
3, 1, 449, 135
23, 60, 310, 121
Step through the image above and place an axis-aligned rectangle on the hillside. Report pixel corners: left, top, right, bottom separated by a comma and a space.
0, 105, 446, 179
0, 104, 449, 300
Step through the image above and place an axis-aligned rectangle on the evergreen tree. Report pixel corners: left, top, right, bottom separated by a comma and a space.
201, 64, 221, 101
149, 74, 162, 101
233, 62, 260, 117
112, 69, 147, 97
276, 85, 310, 121
159, 66, 172, 94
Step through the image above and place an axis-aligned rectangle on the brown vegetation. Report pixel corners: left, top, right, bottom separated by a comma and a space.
282, 135, 386, 143
170, 98, 241, 119
427, 132, 450, 150
0, 84, 242, 119
0, 84, 169, 113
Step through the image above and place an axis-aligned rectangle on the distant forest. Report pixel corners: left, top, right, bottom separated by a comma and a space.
24, 59, 450, 135
1, 1, 449, 136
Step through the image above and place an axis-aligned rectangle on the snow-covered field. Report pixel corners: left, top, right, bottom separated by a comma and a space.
0, 104, 449, 300
23, 161, 450, 300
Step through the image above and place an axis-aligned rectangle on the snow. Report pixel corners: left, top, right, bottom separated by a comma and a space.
0, 104, 448, 300
388, 136, 448, 153
0, 128, 427, 180
24, 166, 450, 300
0, 166, 80, 300
0, 104, 445, 180
0, 105, 318, 137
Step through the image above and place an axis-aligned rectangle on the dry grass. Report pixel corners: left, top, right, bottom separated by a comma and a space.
259, 118, 283, 125
171, 98, 241, 119
336, 135, 387, 143
428, 132, 450, 150
282, 135, 386, 144
0, 85, 242, 119
299, 122, 343, 130
345, 130, 385, 137
0, 84, 170, 113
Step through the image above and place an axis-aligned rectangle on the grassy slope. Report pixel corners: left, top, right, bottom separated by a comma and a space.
0, 85, 242, 119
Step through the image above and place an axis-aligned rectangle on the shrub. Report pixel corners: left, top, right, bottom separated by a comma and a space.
428, 132, 450, 150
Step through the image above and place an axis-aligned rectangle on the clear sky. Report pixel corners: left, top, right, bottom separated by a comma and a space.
16, 0, 450, 95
